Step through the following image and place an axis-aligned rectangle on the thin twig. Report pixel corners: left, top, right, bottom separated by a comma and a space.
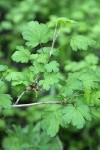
34, 75, 40, 83
14, 75, 40, 105
56, 136, 63, 150
55, 28, 62, 39
12, 101, 74, 108
50, 28, 61, 56
39, 43, 43, 51
14, 90, 26, 105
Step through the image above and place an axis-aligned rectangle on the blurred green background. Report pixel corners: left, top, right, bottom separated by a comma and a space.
0, 0, 100, 149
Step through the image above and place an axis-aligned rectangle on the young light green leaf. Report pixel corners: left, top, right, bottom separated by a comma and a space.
57, 17, 77, 26
0, 94, 12, 109
70, 35, 96, 51
49, 17, 77, 28
22, 21, 51, 48
12, 46, 31, 63
45, 61, 59, 73
62, 105, 91, 129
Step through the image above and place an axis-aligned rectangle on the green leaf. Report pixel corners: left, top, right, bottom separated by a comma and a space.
30, 54, 38, 60
0, 65, 8, 72
65, 54, 99, 72
5, 71, 32, 86
78, 71, 98, 104
0, 94, 12, 109
85, 54, 99, 65
65, 61, 86, 72
41, 105, 63, 137
61, 72, 82, 96
38, 47, 51, 54
91, 91, 100, 106
49, 17, 77, 28
63, 70, 98, 103
62, 105, 91, 128
6, 72, 25, 82
38, 47, 59, 56
36, 54, 49, 64
29, 62, 45, 74
39, 72, 62, 90
95, 67, 100, 79
30, 53, 49, 64
57, 17, 77, 26
22, 21, 51, 48
45, 61, 59, 73
91, 108, 100, 119
12, 46, 31, 63
70, 35, 96, 51
2, 124, 62, 150
0, 80, 5, 88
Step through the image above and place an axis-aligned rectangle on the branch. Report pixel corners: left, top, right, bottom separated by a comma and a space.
56, 136, 63, 150
50, 22, 58, 56
12, 101, 74, 108
14, 90, 26, 105
50, 29, 61, 56
14, 75, 40, 104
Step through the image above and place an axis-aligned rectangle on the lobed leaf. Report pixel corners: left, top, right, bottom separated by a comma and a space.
2, 124, 62, 150
49, 17, 77, 28
0, 80, 5, 88
91, 91, 100, 106
39, 72, 62, 90
62, 105, 91, 128
12, 46, 31, 63
22, 21, 51, 48
38, 47, 59, 56
5, 71, 33, 86
30, 53, 49, 64
0, 65, 8, 72
41, 105, 63, 137
0, 94, 12, 109
29, 62, 45, 74
45, 61, 59, 73
70, 35, 96, 51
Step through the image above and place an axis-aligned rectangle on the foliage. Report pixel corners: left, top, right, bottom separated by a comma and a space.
41, 105, 63, 137
0, 0, 100, 149
70, 35, 96, 51
62, 105, 91, 129
0, 18, 99, 138
22, 21, 51, 47
12, 46, 31, 63
2, 124, 63, 150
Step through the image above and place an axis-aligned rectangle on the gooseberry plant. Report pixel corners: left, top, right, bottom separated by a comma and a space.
0, 18, 100, 137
